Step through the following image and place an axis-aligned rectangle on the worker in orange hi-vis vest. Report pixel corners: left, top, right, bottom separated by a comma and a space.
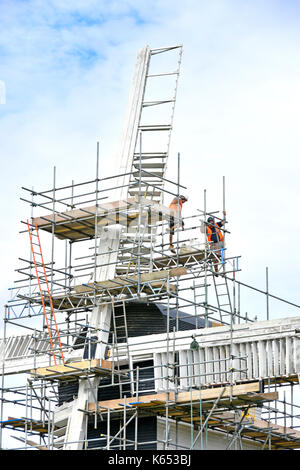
205, 211, 226, 276
168, 195, 188, 254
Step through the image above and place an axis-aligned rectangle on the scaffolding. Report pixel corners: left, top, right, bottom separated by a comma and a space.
2, 45, 300, 451
1, 157, 300, 450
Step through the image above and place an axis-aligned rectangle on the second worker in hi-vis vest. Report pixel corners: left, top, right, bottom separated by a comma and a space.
205, 211, 227, 276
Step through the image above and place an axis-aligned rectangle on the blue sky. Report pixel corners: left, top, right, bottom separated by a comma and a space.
1, 0, 300, 448
1, 0, 300, 320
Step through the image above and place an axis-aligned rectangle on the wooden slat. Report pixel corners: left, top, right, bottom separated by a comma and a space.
4, 417, 53, 434
30, 359, 112, 379
89, 382, 270, 413
33, 199, 135, 228
74, 267, 187, 294
211, 414, 300, 448
92, 392, 174, 411
153, 249, 207, 268
176, 382, 260, 404
32, 197, 178, 241
246, 417, 300, 440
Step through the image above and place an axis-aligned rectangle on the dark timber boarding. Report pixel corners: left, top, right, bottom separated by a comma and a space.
58, 303, 210, 406
57, 302, 209, 447
57, 360, 155, 406
87, 416, 157, 449
71, 302, 210, 350
112, 302, 210, 341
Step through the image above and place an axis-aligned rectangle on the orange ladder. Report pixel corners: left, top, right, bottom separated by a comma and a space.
27, 220, 65, 365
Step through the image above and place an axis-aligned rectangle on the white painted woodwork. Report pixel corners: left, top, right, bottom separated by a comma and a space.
63, 380, 87, 450
63, 225, 121, 449
114, 46, 150, 201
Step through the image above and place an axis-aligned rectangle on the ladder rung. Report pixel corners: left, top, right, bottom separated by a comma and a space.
133, 155, 167, 161
129, 179, 164, 184
142, 99, 175, 107
129, 183, 163, 189
129, 184, 164, 190
129, 191, 161, 197
147, 72, 179, 77
134, 152, 167, 156
131, 186, 163, 192
133, 163, 165, 169
150, 45, 182, 54
26, 219, 65, 366
138, 124, 172, 131
132, 171, 164, 177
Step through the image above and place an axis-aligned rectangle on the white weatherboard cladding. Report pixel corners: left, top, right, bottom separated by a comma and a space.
156, 418, 261, 450
130, 316, 300, 389
114, 46, 150, 201
154, 351, 176, 391
3, 316, 300, 384
172, 336, 300, 387
0, 332, 50, 360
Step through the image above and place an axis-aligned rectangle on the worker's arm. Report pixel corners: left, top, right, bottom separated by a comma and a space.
216, 213, 227, 237
219, 211, 227, 226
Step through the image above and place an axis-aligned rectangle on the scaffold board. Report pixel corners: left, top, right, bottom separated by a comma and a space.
30, 359, 112, 380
